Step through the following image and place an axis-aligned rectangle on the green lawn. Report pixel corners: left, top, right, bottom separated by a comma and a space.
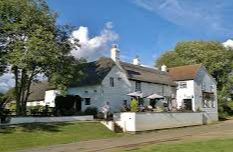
0, 122, 122, 152
120, 138, 233, 152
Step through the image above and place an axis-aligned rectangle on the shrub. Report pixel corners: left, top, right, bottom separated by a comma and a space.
130, 99, 138, 112
0, 108, 11, 123
84, 107, 98, 116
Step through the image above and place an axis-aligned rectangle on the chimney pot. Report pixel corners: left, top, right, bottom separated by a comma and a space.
110, 44, 120, 62
161, 64, 167, 72
133, 56, 140, 65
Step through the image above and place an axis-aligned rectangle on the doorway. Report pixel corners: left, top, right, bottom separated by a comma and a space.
183, 99, 192, 111
55, 95, 82, 115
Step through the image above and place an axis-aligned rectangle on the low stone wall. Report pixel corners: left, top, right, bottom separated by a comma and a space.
114, 112, 217, 133
0, 115, 94, 125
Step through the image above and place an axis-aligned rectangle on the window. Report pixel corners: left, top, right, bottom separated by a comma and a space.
211, 100, 215, 108
84, 91, 88, 93
123, 100, 127, 105
179, 81, 187, 89
85, 98, 91, 105
94, 90, 97, 93
110, 77, 114, 87
210, 85, 215, 92
202, 83, 206, 90
135, 81, 141, 91
202, 92, 215, 108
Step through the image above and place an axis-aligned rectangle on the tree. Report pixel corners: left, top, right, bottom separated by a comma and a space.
156, 41, 233, 88
0, 0, 80, 115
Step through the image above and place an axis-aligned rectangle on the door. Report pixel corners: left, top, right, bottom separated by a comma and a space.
183, 99, 192, 111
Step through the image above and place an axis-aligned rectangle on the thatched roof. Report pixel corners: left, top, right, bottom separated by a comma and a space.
70, 57, 115, 87
120, 62, 176, 86
28, 81, 55, 102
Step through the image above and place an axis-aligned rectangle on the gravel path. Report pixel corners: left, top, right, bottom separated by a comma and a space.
20, 120, 233, 152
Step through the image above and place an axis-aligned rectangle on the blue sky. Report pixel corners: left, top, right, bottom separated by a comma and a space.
49, 0, 232, 65
1, 0, 233, 93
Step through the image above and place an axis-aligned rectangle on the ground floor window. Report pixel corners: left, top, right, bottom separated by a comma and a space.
202, 92, 215, 108
85, 98, 91, 105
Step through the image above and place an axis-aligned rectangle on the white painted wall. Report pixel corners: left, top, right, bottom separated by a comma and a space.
175, 67, 218, 121
101, 65, 132, 112
0, 116, 94, 125
68, 85, 103, 111
27, 64, 175, 113
65, 65, 176, 112
114, 112, 204, 132
26, 100, 44, 107
176, 80, 195, 110
44, 90, 59, 107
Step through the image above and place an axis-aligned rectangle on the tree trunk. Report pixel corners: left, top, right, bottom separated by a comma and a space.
22, 70, 34, 116
13, 66, 21, 115
20, 69, 27, 115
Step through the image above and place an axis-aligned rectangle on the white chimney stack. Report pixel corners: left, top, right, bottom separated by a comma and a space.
133, 56, 140, 65
111, 44, 120, 62
161, 64, 167, 72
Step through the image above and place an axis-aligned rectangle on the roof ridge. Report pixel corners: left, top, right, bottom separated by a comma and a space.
168, 63, 202, 69
120, 61, 167, 75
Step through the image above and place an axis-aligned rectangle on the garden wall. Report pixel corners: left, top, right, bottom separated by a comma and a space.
114, 112, 216, 133
0, 115, 94, 125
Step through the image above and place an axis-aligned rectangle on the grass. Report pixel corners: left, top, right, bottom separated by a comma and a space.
0, 122, 122, 152
120, 138, 233, 152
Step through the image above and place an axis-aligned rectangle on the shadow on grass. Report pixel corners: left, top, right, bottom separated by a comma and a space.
219, 117, 230, 121
0, 122, 72, 134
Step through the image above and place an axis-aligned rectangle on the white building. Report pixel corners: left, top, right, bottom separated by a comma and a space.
26, 46, 218, 122
168, 64, 218, 121
27, 45, 176, 112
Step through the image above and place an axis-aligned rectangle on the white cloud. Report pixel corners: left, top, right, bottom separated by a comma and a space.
71, 22, 119, 61
134, 0, 233, 35
223, 39, 233, 49
0, 72, 14, 93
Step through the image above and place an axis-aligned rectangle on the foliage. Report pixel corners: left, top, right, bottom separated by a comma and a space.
0, 122, 121, 152
84, 107, 98, 116
0, 0, 81, 115
156, 41, 233, 88
54, 96, 81, 116
28, 105, 53, 116
156, 41, 233, 118
130, 99, 138, 112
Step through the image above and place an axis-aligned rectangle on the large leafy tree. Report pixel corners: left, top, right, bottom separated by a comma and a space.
156, 41, 233, 88
0, 0, 80, 115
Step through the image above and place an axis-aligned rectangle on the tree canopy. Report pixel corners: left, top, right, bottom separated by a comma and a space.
156, 41, 233, 88
0, 0, 81, 115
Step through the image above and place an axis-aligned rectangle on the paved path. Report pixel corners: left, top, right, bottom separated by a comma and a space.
21, 120, 233, 152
